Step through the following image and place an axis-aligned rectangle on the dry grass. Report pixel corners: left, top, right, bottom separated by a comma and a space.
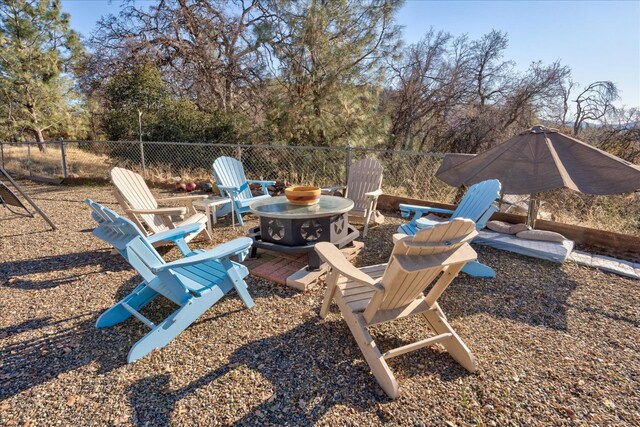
2, 144, 114, 179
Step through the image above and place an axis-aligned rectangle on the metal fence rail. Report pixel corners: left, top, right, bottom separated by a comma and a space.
0, 140, 454, 202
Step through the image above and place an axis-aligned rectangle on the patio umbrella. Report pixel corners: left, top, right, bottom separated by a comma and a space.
436, 125, 640, 226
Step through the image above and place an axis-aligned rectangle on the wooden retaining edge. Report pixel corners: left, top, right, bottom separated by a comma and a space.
378, 194, 640, 262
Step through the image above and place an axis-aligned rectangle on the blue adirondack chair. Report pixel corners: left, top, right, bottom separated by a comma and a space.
213, 156, 276, 226
397, 179, 501, 277
85, 199, 255, 362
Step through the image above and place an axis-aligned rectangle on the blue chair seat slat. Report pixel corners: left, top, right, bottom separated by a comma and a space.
174, 262, 228, 289
236, 194, 270, 209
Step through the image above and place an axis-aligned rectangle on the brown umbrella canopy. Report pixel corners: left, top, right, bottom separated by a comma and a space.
436, 125, 640, 195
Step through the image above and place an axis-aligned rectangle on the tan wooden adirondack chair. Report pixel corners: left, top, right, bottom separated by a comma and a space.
315, 218, 479, 398
110, 167, 211, 242
323, 158, 384, 237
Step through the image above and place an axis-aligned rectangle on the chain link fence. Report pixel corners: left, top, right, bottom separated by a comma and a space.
0, 140, 453, 201
1, 140, 638, 235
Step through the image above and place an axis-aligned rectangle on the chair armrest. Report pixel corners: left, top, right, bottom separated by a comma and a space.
248, 180, 276, 196
314, 242, 384, 291
152, 237, 253, 273
248, 180, 276, 186
156, 195, 209, 203
399, 203, 454, 219
126, 207, 187, 216
321, 185, 346, 196
146, 223, 204, 256
146, 223, 203, 244
364, 189, 383, 198
217, 184, 242, 198
391, 233, 409, 244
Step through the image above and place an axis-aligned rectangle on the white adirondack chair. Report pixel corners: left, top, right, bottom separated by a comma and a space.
110, 167, 211, 242
315, 218, 479, 398
323, 158, 384, 237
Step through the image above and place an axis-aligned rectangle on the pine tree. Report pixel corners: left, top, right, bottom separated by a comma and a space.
264, 0, 402, 147
0, 0, 84, 149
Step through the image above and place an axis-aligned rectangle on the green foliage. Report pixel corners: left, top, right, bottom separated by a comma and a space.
101, 63, 241, 144
101, 63, 168, 140
0, 0, 85, 142
149, 100, 238, 144
264, 0, 402, 146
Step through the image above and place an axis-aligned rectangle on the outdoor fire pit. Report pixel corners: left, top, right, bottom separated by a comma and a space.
248, 195, 359, 270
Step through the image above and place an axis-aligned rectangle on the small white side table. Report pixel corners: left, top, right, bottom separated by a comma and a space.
192, 196, 234, 235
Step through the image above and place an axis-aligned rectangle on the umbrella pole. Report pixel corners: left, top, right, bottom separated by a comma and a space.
527, 193, 540, 228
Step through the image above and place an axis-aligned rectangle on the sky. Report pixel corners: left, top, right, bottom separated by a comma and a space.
62, 0, 640, 108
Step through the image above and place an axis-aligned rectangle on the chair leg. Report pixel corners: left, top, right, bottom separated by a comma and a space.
127, 285, 227, 363
319, 270, 339, 318
421, 304, 477, 372
221, 259, 254, 309
462, 260, 496, 278
235, 210, 245, 226
203, 226, 213, 241
362, 210, 371, 238
337, 300, 399, 398
96, 282, 158, 328
362, 197, 379, 238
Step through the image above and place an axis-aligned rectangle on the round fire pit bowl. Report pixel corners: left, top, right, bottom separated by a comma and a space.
285, 186, 321, 205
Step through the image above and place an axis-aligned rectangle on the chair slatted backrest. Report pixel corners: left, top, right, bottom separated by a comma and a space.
363, 219, 477, 321
0, 182, 31, 215
451, 179, 501, 223
85, 199, 190, 305
346, 158, 383, 211
110, 167, 167, 234
213, 156, 253, 201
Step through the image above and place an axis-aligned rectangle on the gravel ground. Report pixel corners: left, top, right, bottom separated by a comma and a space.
1, 181, 639, 426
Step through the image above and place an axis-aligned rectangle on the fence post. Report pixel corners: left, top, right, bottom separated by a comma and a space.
60, 139, 69, 179
345, 144, 352, 184
140, 141, 146, 177
236, 145, 242, 161
27, 143, 33, 177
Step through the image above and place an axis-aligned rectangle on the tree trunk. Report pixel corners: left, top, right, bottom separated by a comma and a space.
34, 128, 47, 152
28, 103, 47, 152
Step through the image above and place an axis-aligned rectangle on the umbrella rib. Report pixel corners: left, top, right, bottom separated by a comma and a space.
544, 135, 579, 192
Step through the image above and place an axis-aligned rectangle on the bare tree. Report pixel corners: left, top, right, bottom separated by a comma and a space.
386, 29, 460, 150
558, 77, 576, 125
89, 0, 269, 113
572, 80, 619, 135
500, 60, 571, 131
593, 107, 640, 162
384, 28, 571, 154
469, 30, 513, 107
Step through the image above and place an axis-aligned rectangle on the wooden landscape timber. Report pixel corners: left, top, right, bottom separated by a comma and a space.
378, 194, 640, 262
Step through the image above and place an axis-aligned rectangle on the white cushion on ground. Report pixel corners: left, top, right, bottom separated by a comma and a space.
486, 220, 530, 234
475, 230, 574, 263
516, 229, 567, 242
